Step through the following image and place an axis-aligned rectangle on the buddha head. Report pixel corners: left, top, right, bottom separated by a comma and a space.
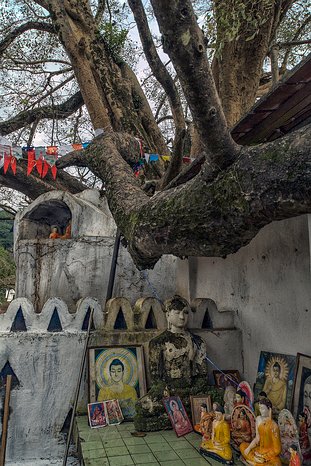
213, 402, 225, 421
235, 389, 246, 405
200, 403, 208, 414
109, 358, 124, 383
165, 296, 190, 333
258, 398, 272, 418
273, 362, 281, 379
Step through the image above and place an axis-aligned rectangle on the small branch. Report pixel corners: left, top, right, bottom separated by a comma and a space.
278, 39, 311, 47
0, 91, 83, 135
27, 120, 39, 147
156, 115, 173, 125
0, 21, 55, 58
95, 0, 106, 25
270, 46, 279, 85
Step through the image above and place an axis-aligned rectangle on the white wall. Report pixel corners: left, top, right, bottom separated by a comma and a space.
176, 215, 311, 385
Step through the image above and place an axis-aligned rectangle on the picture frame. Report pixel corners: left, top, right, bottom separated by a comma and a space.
292, 353, 311, 422
190, 395, 212, 426
163, 396, 193, 437
253, 351, 296, 413
213, 370, 241, 389
87, 401, 107, 428
105, 399, 124, 425
88, 345, 147, 420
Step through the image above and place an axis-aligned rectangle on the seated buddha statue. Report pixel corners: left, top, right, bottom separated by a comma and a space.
231, 407, 253, 447
240, 398, 282, 466
49, 225, 60, 239
200, 403, 233, 465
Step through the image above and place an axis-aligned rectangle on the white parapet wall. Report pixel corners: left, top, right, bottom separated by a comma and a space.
0, 295, 242, 462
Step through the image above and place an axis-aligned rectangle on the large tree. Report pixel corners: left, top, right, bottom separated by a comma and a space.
0, 0, 310, 269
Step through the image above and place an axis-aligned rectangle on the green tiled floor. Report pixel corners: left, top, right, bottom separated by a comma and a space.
76, 416, 244, 466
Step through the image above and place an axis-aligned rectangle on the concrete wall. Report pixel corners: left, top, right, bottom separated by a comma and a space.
14, 190, 177, 311
15, 238, 177, 312
176, 215, 311, 386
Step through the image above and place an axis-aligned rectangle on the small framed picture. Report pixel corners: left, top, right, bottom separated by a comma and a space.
105, 399, 124, 425
87, 402, 107, 428
190, 395, 212, 426
163, 396, 193, 437
213, 370, 241, 389
88, 346, 146, 420
292, 353, 311, 421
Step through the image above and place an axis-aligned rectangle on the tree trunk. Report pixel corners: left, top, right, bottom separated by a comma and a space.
46, 0, 167, 153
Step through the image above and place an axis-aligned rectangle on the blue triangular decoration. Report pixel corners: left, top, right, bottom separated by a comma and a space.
10, 306, 27, 332
0, 361, 19, 389
82, 307, 95, 331
114, 309, 127, 329
47, 307, 62, 332
145, 307, 157, 329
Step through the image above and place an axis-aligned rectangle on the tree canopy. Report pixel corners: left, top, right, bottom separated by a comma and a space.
0, 0, 310, 269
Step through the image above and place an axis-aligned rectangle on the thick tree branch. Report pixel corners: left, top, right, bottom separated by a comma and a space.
150, 0, 238, 170
0, 160, 86, 200
0, 91, 83, 135
0, 21, 55, 58
127, 124, 311, 268
72, 125, 310, 269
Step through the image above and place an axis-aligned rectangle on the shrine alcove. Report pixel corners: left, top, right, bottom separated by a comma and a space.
18, 200, 72, 240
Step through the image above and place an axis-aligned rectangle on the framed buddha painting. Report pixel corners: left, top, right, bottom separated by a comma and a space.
254, 351, 296, 414
89, 345, 146, 420
163, 396, 193, 437
292, 353, 311, 426
190, 395, 212, 426
213, 370, 241, 389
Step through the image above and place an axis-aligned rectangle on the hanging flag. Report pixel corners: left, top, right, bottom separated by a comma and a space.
45, 146, 58, 179
0, 144, 11, 169
12, 147, 23, 160
25, 147, 36, 176
72, 143, 82, 151
58, 144, 73, 156
149, 154, 159, 162
144, 153, 150, 163
35, 146, 45, 177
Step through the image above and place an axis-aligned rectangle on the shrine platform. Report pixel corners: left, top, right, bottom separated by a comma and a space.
74, 416, 244, 466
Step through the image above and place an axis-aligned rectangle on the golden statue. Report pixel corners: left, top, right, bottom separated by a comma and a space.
240, 398, 282, 466
200, 403, 233, 464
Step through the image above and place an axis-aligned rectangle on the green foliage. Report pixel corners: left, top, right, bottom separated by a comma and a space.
0, 245, 15, 305
99, 22, 129, 62
204, 0, 275, 56
0, 211, 14, 250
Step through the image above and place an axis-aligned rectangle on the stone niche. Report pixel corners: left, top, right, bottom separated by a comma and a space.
14, 189, 177, 311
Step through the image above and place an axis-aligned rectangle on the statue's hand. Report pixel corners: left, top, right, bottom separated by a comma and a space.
254, 452, 265, 463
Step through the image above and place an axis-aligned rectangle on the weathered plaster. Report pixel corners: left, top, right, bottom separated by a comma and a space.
176, 214, 311, 384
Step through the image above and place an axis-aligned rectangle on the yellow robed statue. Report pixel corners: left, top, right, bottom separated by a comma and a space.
200, 402, 233, 465
240, 398, 282, 466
